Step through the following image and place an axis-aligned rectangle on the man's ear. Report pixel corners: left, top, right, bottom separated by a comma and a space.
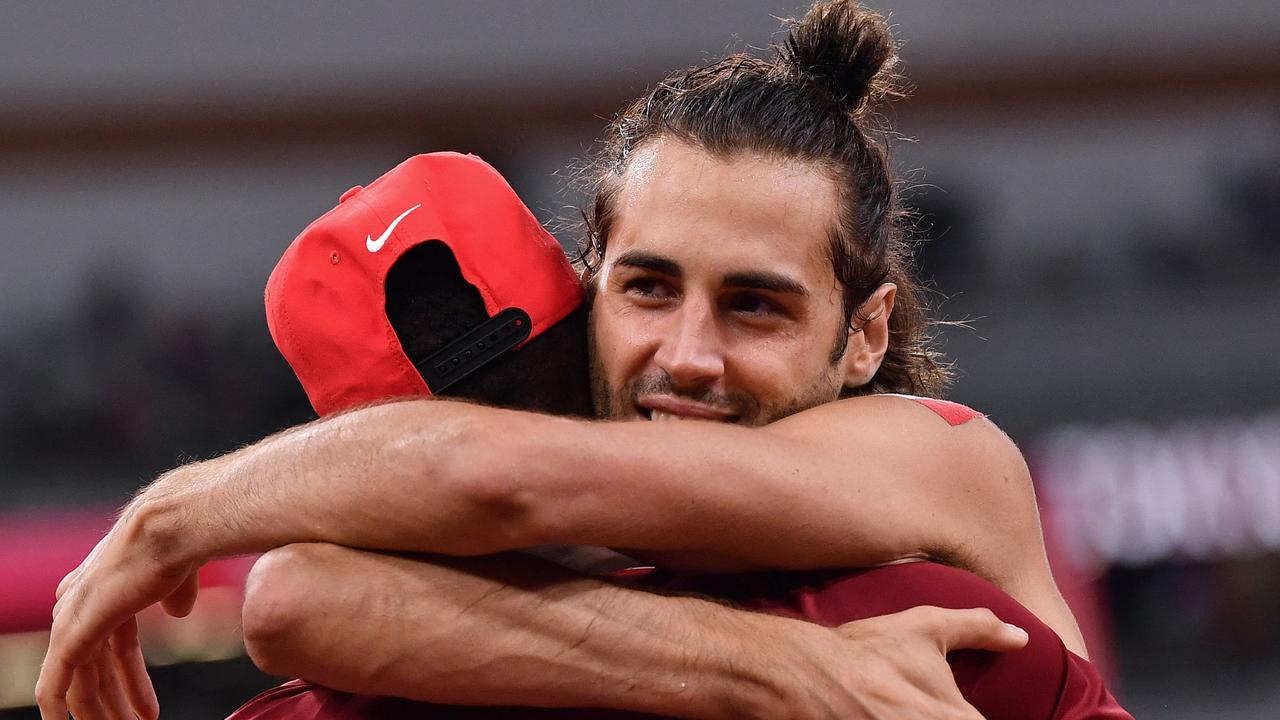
841, 283, 897, 389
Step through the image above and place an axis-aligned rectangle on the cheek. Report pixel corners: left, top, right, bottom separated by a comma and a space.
726, 332, 838, 398
590, 302, 657, 378
726, 336, 809, 389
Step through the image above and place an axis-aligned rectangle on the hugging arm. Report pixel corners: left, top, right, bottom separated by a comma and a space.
39, 393, 1075, 719
80, 394, 1079, 649
241, 542, 1026, 719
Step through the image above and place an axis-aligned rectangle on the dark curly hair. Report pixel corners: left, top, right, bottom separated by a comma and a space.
576, 0, 950, 397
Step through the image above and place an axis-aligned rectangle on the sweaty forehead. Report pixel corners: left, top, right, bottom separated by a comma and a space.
610, 138, 840, 283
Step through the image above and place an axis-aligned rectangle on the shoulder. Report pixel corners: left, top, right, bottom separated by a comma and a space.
880, 393, 987, 426
807, 564, 1071, 720
771, 393, 1054, 601
773, 392, 993, 433
770, 393, 1028, 478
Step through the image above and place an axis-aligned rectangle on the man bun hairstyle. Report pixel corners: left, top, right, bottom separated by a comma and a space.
778, 0, 905, 118
578, 0, 950, 397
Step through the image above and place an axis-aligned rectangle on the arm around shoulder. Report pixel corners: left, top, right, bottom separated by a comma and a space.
239, 543, 792, 717
240, 544, 1022, 719
492, 394, 1084, 652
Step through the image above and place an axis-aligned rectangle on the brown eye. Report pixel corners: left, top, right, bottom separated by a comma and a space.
625, 278, 674, 300
728, 292, 782, 317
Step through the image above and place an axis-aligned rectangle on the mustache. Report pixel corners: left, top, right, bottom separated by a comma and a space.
627, 373, 757, 417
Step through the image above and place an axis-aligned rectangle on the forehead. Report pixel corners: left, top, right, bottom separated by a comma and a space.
607, 138, 841, 284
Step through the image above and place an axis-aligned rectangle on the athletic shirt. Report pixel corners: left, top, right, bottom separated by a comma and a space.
227, 397, 1132, 719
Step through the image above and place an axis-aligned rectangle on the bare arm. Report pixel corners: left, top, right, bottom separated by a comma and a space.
240, 543, 1028, 719
148, 394, 1077, 648
242, 544, 774, 717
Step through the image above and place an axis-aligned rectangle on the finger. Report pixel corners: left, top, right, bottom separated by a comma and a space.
94, 651, 133, 720
109, 618, 159, 720
67, 662, 107, 720
48, 593, 109, 672
54, 567, 159, 673
160, 570, 200, 618
36, 653, 75, 720
916, 606, 1029, 653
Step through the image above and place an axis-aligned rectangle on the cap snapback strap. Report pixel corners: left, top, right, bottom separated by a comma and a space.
415, 307, 532, 393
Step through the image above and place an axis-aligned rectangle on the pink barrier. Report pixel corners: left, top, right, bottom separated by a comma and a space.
0, 507, 254, 634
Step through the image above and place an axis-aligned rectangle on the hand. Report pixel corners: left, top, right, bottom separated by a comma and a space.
36, 478, 205, 720
779, 605, 1028, 720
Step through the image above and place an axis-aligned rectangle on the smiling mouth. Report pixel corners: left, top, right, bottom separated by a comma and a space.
642, 408, 699, 422
637, 400, 738, 423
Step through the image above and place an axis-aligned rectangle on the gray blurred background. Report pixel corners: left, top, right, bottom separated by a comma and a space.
1, 1, 1278, 717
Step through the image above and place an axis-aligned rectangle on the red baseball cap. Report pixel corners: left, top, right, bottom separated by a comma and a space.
265, 152, 583, 417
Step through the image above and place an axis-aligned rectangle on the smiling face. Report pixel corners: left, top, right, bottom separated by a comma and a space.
588, 137, 889, 426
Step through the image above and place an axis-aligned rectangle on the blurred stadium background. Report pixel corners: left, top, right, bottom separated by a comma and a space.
2, 1, 1278, 717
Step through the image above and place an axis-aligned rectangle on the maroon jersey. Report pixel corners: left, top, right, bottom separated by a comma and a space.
228, 562, 1129, 720
661, 563, 1130, 720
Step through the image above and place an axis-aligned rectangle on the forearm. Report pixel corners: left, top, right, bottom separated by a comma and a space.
141, 399, 546, 564
138, 396, 879, 569
138, 396, 937, 569
242, 544, 795, 718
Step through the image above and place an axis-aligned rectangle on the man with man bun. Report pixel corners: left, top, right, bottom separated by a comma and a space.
40, 3, 1130, 718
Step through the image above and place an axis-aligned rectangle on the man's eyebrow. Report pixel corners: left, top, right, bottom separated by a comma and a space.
613, 250, 808, 296
724, 271, 809, 297
613, 250, 683, 277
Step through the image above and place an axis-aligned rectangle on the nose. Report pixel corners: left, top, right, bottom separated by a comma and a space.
653, 298, 725, 390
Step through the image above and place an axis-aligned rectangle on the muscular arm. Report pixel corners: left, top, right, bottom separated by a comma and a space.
242, 544, 779, 717
240, 543, 1027, 719
137, 394, 1081, 651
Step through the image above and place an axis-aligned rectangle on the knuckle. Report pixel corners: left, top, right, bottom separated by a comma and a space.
962, 606, 1000, 629
34, 680, 57, 706
905, 604, 946, 632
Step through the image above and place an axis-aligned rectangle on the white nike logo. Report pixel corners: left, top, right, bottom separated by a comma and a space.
366, 204, 421, 252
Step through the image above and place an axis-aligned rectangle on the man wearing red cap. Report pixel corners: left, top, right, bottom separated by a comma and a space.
38, 3, 1130, 719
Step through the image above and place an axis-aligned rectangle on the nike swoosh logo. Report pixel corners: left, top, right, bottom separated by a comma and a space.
366, 204, 421, 252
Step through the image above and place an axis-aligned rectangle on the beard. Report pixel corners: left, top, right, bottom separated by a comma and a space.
588, 324, 845, 427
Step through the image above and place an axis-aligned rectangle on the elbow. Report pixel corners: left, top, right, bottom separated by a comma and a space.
241, 544, 327, 676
